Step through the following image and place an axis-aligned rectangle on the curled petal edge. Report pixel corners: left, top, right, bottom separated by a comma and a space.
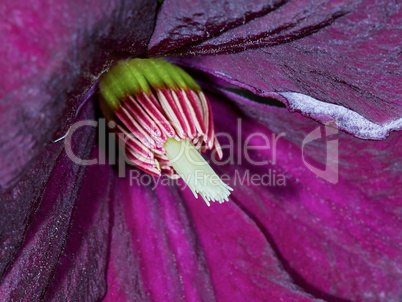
278, 92, 402, 140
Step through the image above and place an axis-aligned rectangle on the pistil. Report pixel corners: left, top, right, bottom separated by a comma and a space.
164, 138, 232, 206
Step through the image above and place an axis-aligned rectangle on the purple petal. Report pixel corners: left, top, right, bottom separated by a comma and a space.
147, 0, 285, 56
167, 0, 355, 55
171, 0, 401, 135
181, 190, 320, 301
103, 180, 147, 302
44, 149, 114, 301
104, 176, 216, 301
206, 91, 402, 301
0, 101, 111, 300
103, 171, 319, 301
0, 0, 157, 189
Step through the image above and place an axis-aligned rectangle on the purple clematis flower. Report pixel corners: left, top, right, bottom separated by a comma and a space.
1, 0, 401, 301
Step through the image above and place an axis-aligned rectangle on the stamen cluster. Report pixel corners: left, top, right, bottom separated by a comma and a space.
99, 58, 231, 205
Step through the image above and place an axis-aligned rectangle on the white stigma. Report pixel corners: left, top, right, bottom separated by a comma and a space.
164, 138, 233, 206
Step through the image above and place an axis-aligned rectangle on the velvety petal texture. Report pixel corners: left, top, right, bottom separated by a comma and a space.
181, 189, 321, 302
0, 0, 157, 188
206, 91, 402, 301
170, 0, 402, 133
104, 178, 216, 301
159, 0, 356, 54
0, 101, 109, 300
43, 146, 113, 301
148, 0, 285, 56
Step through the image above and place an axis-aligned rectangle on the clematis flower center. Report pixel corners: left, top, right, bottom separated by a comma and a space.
99, 58, 232, 205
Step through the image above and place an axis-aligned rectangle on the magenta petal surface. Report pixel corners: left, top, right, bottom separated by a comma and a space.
206, 91, 402, 301
147, 0, 284, 56
104, 176, 216, 301
0, 101, 112, 300
169, 0, 355, 55
172, 0, 401, 132
0, 0, 157, 189
104, 171, 319, 301
43, 148, 114, 301
182, 191, 320, 302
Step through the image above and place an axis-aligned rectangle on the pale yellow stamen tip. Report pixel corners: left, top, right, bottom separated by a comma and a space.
164, 138, 233, 206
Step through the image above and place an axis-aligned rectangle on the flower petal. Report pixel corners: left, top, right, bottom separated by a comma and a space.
166, 0, 355, 55
147, 0, 285, 56
44, 149, 114, 301
104, 170, 320, 301
171, 0, 401, 132
207, 91, 402, 301
104, 175, 216, 301
181, 190, 321, 301
0, 101, 111, 300
0, 0, 157, 189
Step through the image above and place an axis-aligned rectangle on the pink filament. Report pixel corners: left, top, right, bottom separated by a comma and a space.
114, 88, 220, 177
